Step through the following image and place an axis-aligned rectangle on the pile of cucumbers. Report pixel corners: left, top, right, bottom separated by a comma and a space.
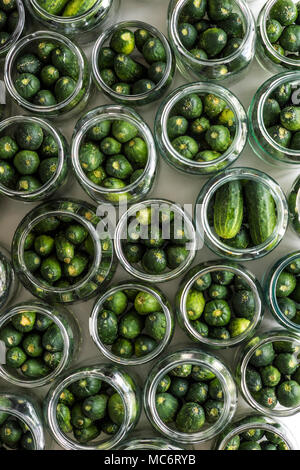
155, 363, 224, 433
79, 119, 147, 192
246, 340, 300, 409
177, 0, 245, 60
0, 399, 34, 450
289, 175, 300, 236
185, 269, 255, 341
97, 288, 167, 360
0, 310, 64, 379
98, 26, 167, 96
211, 179, 277, 249
0, 0, 19, 49
276, 258, 300, 324
13, 40, 80, 106
0, 121, 60, 192
264, 81, 300, 151
36, 0, 98, 17
167, 92, 234, 164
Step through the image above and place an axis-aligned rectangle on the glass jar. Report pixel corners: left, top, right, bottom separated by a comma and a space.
256, 0, 300, 75
0, 115, 69, 202
289, 174, 300, 237
117, 435, 185, 450
0, 78, 11, 122
0, 244, 18, 311
71, 105, 157, 205
214, 412, 296, 450
0, 299, 81, 388
92, 20, 175, 107
264, 251, 300, 333
144, 348, 237, 444
26, 0, 119, 45
4, 30, 92, 120
114, 198, 197, 283
176, 260, 264, 349
167, 0, 256, 84
11, 198, 117, 303
235, 329, 300, 417
249, 72, 300, 167
44, 363, 141, 450
155, 82, 248, 175
195, 167, 288, 261
89, 280, 174, 366
0, 0, 25, 60
0, 389, 45, 450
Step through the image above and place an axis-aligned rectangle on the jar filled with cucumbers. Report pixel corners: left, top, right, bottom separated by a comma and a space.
195, 167, 288, 260
92, 20, 175, 106
11, 198, 117, 303
0, 389, 45, 450
0, 300, 81, 387
90, 281, 174, 365
155, 82, 248, 175
235, 330, 300, 416
289, 174, 300, 236
71, 105, 157, 205
44, 364, 141, 449
167, 0, 256, 83
176, 260, 264, 349
26, 0, 120, 45
4, 30, 91, 119
114, 198, 197, 283
144, 348, 237, 444
0, 0, 25, 60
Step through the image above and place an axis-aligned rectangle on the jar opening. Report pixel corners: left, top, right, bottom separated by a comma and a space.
0, 0, 25, 57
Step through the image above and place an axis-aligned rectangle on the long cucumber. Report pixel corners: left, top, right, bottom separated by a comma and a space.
213, 180, 243, 239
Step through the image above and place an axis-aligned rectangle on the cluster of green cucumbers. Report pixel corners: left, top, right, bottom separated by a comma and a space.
97, 289, 167, 359
13, 40, 79, 106
211, 179, 277, 248
289, 176, 300, 236
56, 377, 128, 443
36, 0, 98, 17
185, 269, 255, 341
0, 121, 60, 192
0, 399, 34, 450
177, 0, 245, 61
276, 257, 300, 324
123, 206, 190, 274
0, 0, 19, 48
264, 81, 300, 150
167, 92, 234, 165
98, 26, 167, 96
79, 119, 147, 192
0, 310, 63, 379
156, 363, 224, 433
246, 340, 300, 409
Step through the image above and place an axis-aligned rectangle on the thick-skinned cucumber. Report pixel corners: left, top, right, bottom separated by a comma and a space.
37, 0, 69, 15
62, 0, 97, 17
213, 181, 243, 239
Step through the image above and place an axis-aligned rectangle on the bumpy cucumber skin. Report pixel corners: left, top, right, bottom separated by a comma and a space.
62, 0, 97, 16
37, 0, 69, 15
214, 181, 243, 239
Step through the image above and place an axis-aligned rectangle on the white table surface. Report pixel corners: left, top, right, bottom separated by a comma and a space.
1, 0, 300, 450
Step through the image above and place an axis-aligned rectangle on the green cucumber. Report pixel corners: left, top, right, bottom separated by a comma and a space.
214, 181, 243, 239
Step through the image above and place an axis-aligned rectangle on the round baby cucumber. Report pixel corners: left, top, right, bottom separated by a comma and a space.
70, 377, 102, 399
111, 337, 133, 358
110, 29, 135, 56
204, 299, 231, 327
15, 73, 41, 100
155, 392, 179, 423
199, 28, 227, 57
119, 311, 144, 340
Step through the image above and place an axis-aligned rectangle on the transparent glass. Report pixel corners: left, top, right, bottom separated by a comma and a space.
71, 105, 157, 205
155, 82, 248, 175
214, 412, 296, 450
0, 389, 45, 450
11, 198, 117, 303
195, 167, 288, 261
0, 243, 18, 311
92, 20, 175, 107
0, 115, 69, 202
0, 0, 25, 60
117, 435, 185, 450
249, 71, 300, 167
264, 251, 300, 333
26, 0, 120, 45
114, 198, 197, 283
256, 0, 300, 75
90, 280, 174, 365
144, 348, 237, 444
167, 0, 256, 84
44, 363, 141, 450
176, 260, 264, 349
235, 329, 300, 417
4, 30, 92, 120
289, 174, 300, 237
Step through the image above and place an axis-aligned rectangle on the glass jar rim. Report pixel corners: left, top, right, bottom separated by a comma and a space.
114, 198, 197, 283
4, 30, 85, 114
0, 115, 66, 199
0, 0, 25, 57
155, 81, 248, 170
195, 167, 288, 258
89, 280, 173, 365
92, 20, 174, 104
29, 0, 112, 24
71, 104, 157, 195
